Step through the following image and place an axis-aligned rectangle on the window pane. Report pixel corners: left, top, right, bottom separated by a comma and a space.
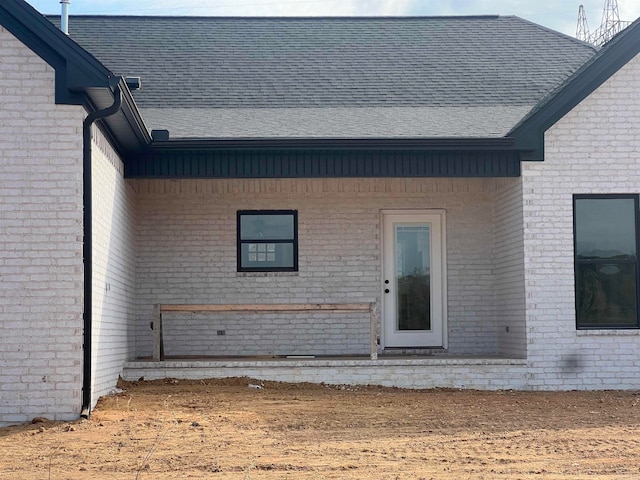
240, 214, 294, 240
575, 198, 636, 259
395, 226, 431, 331
241, 242, 294, 269
577, 263, 637, 326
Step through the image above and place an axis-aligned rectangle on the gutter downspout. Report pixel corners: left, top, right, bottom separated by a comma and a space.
80, 84, 122, 419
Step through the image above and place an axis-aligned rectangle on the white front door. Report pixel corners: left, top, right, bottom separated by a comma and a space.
382, 211, 446, 348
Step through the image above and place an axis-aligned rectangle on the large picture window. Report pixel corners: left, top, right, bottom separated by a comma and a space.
574, 195, 639, 328
237, 210, 298, 272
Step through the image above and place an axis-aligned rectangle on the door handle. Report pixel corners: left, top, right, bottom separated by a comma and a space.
384, 289, 390, 294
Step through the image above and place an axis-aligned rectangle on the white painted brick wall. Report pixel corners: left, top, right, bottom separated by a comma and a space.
0, 26, 85, 425
493, 178, 527, 358
522, 52, 640, 390
90, 126, 136, 403
133, 178, 500, 358
162, 312, 369, 356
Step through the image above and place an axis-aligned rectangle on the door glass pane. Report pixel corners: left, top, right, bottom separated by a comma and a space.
576, 263, 637, 326
395, 225, 431, 331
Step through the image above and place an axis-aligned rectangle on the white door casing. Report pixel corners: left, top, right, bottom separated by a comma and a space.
382, 210, 447, 348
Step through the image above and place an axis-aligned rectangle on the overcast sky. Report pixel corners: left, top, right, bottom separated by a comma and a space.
24, 0, 640, 37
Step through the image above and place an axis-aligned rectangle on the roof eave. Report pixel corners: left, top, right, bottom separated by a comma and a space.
149, 137, 517, 151
85, 79, 152, 152
510, 17, 640, 160
0, 0, 114, 103
0, 0, 151, 152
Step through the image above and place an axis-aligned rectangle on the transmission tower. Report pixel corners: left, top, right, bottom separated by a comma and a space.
576, 5, 589, 42
600, 0, 621, 32
578, 0, 632, 46
592, 0, 622, 45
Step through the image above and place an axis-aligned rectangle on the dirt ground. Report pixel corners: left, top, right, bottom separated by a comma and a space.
1, 378, 640, 479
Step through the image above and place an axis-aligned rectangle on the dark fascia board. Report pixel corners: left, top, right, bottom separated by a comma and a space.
116, 78, 153, 149
509, 18, 640, 160
149, 137, 517, 152
0, 1, 151, 152
0, 0, 114, 104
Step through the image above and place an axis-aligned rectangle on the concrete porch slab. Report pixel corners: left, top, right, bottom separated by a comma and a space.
123, 356, 529, 390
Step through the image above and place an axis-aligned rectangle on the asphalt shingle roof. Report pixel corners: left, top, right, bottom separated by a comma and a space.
140, 105, 533, 139
52, 15, 597, 139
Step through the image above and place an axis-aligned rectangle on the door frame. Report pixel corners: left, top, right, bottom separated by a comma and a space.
380, 209, 448, 349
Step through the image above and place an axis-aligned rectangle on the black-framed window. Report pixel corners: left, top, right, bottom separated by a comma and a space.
237, 210, 298, 272
574, 195, 640, 329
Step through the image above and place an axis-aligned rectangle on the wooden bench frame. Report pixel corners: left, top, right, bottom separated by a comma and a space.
152, 303, 378, 361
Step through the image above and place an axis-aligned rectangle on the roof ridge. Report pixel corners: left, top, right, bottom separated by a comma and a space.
511, 15, 598, 49
44, 14, 503, 20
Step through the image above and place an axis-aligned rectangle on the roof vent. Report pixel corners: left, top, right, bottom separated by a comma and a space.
60, 0, 70, 35
151, 130, 170, 141
125, 77, 142, 91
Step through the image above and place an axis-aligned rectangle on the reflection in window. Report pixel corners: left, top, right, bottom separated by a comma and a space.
396, 226, 431, 331
237, 211, 297, 272
574, 196, 639, 328
575, 199, 636, 259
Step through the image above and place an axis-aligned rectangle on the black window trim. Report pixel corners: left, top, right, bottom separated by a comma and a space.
237, 209, 298, 272
573, 193, 640, 329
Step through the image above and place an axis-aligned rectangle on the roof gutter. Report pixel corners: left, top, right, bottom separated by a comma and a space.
148, 137, 517, 152
80, 83, 122, 419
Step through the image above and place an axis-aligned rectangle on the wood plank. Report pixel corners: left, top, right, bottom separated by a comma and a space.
152, 304, 162, 361
160, 303, 372, 313
154, 302, 376, 361
369, 302, 378, 360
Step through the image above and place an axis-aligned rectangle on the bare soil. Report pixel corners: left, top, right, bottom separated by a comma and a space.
1, 377, 640, 479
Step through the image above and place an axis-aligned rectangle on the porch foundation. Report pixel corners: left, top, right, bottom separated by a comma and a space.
123, 357, 528, 390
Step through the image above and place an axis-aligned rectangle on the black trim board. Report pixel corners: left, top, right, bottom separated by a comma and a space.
126, 148, 521, 178
150, 137, 517, 151
510, 18, 640, 160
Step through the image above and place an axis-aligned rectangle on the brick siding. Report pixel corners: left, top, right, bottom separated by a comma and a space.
494, 178, 527, 358
90, 125, 137, 402
522, 52, 640, 389
132, 178, 502, 358
0, 26, 85, 425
